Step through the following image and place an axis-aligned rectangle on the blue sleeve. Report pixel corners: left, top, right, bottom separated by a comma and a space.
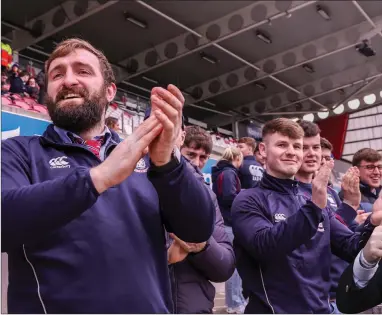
148, 157, 215, 243
220, 170, 239, 211
231, 190, 324, 263
330, 211, 375, 263
335, 203, 357, 227
187, 191, 235, 282
1, 138, 99, 252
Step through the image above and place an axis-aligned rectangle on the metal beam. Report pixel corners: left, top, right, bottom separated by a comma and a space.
9, 0, 119, 51
182, 16, 381, 104
352, 1, 382, 38
117, 0, 316, 80
206, 65, 382, 127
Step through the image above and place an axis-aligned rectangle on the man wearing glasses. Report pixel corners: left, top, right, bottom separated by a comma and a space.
350, 148, 382, 213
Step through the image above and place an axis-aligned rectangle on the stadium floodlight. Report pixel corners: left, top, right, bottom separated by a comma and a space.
363, 93, 376, 105
333, 104, 345, 115
303, 113, 315, 122
348, 99, 360, 110
317, 110, 329, 119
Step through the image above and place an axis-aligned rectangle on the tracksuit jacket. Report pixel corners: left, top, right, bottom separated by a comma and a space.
1, 124, 215, 314
238, 156, 264, 189
231, 172, 375, 314
168, 164, 235, 313
211, 160, 241, 227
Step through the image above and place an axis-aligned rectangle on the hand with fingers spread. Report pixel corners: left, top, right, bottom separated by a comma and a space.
355, 210, 371, 225
90, 115, 163, 193
341, 167, 361, 210
370, 190, 382, 226
312, 158, 335, 209
149, 84, 185, 166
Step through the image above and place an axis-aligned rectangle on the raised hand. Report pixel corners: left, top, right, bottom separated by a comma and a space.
362, 225, 382, 264
341, 167, 361, 210
149, 84, 185, 166
312, 158, 334, 209
90, 115, 163, 193
370, 190, 382, 226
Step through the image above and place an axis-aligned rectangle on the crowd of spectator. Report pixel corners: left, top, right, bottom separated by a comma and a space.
1, 63, 44, 102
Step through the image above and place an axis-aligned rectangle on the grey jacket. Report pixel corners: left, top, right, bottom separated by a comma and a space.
168, 161, 235, 314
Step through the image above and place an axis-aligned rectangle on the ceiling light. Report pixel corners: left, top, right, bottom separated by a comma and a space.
348, 99, 360, 110
303, 113, 315, 122
363, 93, 376, 105
124, 13, 147, 29
317, 110, 329, 119
200, 52, 218, 64
285, 11, 292, 18
333, 104, 345, 115
255, 82, 267, 90
291, 117, 299, 122
380, 90, 382, 98
302, 64, 315, 73
204, 100, 216, 107
255, 30, 272, 44
316, 5, 331, 21
142, 76, 158, 84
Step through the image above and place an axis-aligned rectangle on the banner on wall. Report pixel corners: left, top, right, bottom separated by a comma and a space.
2, 111, 51, 139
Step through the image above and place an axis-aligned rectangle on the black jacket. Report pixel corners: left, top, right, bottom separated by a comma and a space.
337, 262, 382, 313
168, 162, 235, 314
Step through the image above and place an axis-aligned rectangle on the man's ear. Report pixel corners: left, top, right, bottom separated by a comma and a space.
106, 83, 117, 103
259, 142, 266, 159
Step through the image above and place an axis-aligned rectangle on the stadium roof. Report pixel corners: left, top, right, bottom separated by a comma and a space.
2, 0, 382, 130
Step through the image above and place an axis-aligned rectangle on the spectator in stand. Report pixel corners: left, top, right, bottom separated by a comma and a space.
238, 137, 264, 189
212, 147, 246, 314
1, 78, 10, 95
105, 116, 120, 132
10, 70, 29, 95
36, 69, 46, 104
2, 38, 215, 313
295, 121, 362, 314
231, 118, 382, 314
340, 148, 382, 214
167, 125, 235, 314
26, 77, 40, 100
254, 142, 266, 168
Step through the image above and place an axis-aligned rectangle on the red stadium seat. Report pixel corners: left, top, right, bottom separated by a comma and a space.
2, 95, 14, 106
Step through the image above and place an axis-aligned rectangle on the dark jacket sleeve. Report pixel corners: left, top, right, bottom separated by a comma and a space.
9, 77, 25, 94
148, 157, 215, 243
219, 170, 239, 211
337, 263, 382, 313
330, 212, 375, 263
187, 190, 235, 282
231, 189, 324, 263
1, 138, 99, 252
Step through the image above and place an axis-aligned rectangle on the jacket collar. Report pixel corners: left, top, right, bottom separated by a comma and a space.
360, 181, 382, 198
40, 124, 121, 146
244, 155, 256, 161
260, 171, 299, 194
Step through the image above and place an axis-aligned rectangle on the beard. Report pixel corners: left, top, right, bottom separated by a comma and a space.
46, 85, 108, 135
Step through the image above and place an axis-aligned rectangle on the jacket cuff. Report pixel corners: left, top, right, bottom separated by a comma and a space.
336, 203, 357, 226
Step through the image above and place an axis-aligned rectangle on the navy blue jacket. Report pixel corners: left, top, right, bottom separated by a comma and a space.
9, 75, 26, 94
238, 156, 264, 189
212, 160, 241, 227
168, 163, 235, 313
1, 124, 215, 314
232, 172, 375, 314
298, 182, 357, 301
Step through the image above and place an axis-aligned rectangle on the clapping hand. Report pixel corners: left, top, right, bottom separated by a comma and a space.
341, 167, 361, 210
312, 158, 334, 209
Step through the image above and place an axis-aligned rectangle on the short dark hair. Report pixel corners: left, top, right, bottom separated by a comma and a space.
352, 148, 382, 166
262, 118, 304, 140
19, 71, 30, 78
105, 117, 118, 129
182, 126, 213, 155
320, 137, 333, 151
238, 137, 256, 152
254, 142, 260, 153
298, 120, 321, 137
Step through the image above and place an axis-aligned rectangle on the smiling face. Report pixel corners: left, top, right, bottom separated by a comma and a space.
45, 45, 116, 134
260, 132, 303, 179
358, 160, 382, 188
299, 135, 322, 175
